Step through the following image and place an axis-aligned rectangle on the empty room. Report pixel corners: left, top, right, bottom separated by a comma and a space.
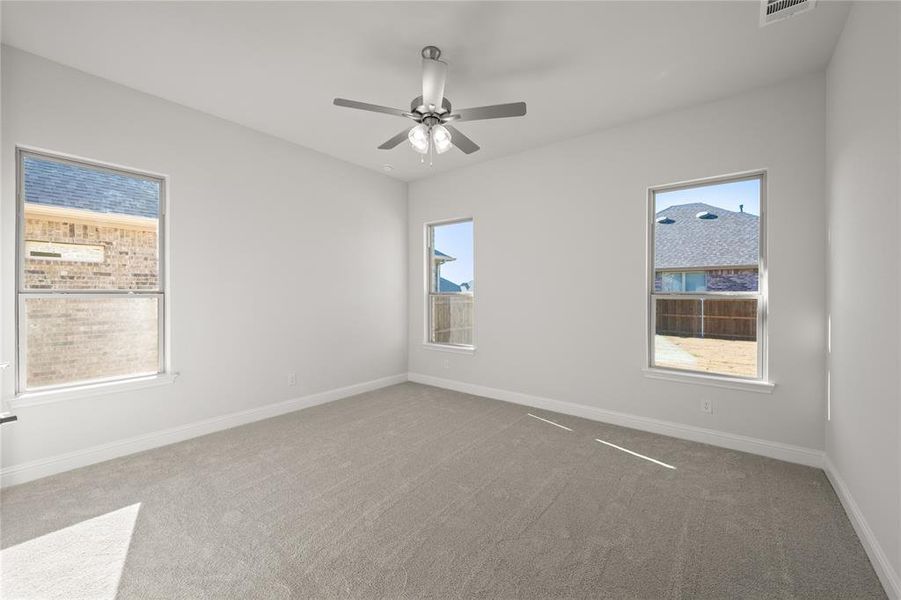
0, 1, 899, 598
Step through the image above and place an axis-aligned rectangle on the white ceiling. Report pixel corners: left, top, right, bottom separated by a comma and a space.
2, 1, 849, 181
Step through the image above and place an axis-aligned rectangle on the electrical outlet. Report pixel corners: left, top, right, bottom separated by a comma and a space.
288, 372, 297, 386
443, 359, 450, 369
702, 399, 713, 414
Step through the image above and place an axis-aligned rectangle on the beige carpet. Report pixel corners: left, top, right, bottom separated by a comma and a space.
0, 383, 886, 599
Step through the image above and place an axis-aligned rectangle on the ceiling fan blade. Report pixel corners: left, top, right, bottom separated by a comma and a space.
378, 128, 411, 150
448, 102, 527, 123
445, 125, 480, 154
334, 98, 418, 120
421, 58, 447, 112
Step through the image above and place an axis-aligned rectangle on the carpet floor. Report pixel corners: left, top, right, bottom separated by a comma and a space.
0, 382, 886, 599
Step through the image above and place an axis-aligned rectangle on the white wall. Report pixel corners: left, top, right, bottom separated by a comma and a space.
1, 48, 408, 473
409, 74, 828, 454
825, 1, 901, 594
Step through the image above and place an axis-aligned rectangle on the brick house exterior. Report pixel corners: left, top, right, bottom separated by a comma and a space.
24, 207, 159, 291
654, 202, 759, 293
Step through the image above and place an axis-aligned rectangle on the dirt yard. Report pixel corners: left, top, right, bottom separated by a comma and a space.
655, 335, 757, 377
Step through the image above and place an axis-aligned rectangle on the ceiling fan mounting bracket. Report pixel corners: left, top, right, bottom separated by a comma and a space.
421, 45, 442, 60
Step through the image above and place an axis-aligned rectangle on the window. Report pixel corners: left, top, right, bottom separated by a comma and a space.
659, 271, 707, 292
426, 219, 474, 348
648, 173, 766, 380
16, 149, 166, 392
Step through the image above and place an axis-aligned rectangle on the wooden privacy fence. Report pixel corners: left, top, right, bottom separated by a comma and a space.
655, 298, 757, 341
430, 294, 473, 345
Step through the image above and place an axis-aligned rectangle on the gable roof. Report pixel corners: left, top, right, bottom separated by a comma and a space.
23, 155, 160, 219
654, 203, 758, 270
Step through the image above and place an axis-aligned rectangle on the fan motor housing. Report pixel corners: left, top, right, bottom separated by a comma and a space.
411, 96, 451, 116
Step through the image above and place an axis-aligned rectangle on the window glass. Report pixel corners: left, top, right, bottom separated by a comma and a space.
654, 178, 760, 291
18, 151, 165, 392
22, 155, 160, 291
653, 297, 758, 378
651, 176, 763, 379
428, 220, 473, 346
22, 296, 160, 389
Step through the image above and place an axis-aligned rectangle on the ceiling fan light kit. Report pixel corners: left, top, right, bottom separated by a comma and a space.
431, 125, 452, 154
333, 45, 527, 165
408, 123, 430, 154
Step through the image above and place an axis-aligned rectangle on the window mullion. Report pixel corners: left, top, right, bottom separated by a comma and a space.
19, 290, 162, 297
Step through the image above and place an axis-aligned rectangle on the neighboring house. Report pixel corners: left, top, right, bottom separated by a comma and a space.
22, 156, 160, 291
654, 202, 758, 292
439, 277, 462, 292
432, 249, 471, 293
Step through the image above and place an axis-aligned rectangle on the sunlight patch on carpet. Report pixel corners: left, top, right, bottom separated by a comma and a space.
595, 439, 676, 470
1, 503, 141, 600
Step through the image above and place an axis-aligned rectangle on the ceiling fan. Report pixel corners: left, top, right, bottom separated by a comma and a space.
333, 46, 526, 163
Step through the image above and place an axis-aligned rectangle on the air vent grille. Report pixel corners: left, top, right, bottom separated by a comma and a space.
760, 0, 816, 27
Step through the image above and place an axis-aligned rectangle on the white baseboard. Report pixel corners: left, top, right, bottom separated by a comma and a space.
407, 372, 824, 468
0, 373, 407, 488
824, 457, 901, 600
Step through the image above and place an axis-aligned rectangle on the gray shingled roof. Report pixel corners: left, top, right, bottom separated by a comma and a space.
655, 203, 758, 269
23, 155, 160, 219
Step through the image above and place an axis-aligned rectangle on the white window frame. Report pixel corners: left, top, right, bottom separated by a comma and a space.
646, 171, 769, 385
424, 217, 475, 352
15, 147, 170, 398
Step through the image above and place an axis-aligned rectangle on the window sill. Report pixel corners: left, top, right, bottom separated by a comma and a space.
9, 372, 179, 409
422, 343, 476, 355
643, 367, 774, 394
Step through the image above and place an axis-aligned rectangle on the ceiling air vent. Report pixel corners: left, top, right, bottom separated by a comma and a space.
760, 0, 816, 27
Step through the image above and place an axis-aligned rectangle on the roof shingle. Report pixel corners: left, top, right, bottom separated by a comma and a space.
23, 155, 160, 219
654, 203, 758, 269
